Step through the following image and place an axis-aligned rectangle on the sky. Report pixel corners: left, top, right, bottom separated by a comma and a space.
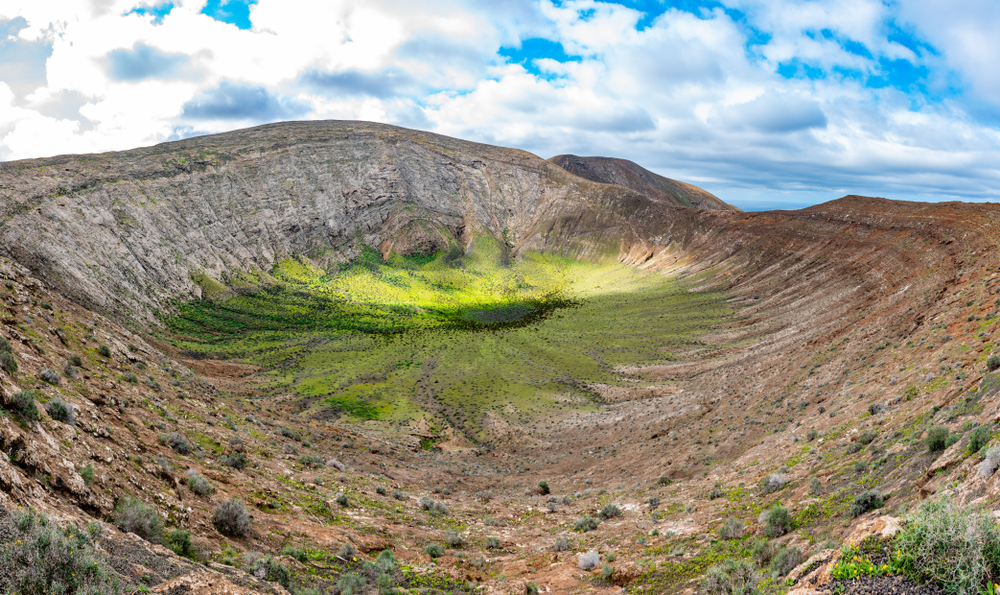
2, 1, 1000, 210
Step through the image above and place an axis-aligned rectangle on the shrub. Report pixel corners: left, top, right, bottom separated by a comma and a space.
806, 429, 818, 441
851, 490, 883, 517
375, 549, 397, 572
895, 496, 1000, 595
424, 543, 443, 558
602, 564, 615, 581
526, 582, 540, 595
282, 443, 298, 455
45, 397, 74, 425
763, 505, 791, 538
858, 429, 877, 445
555, 536, 571, 552
279, 426, 301, 441
298, 453, 324, 467
338, 543, 357, 558
68, 354, 83, 367
445, 529, 463, 547
927, 426, 950, 452
247, 554, 291, 588
220, 452, 247, 470
79, 464, 94, 484
648, 496, 660, 508
113, 495, 163, 543
809, 477, 822, 494
769, 546, 802, 577
854, 461, 868, 473
145, 376, 161, 391
39, 368, 60, 385
335, 493, 349, 507
599, 503, 623, 520
9, 389, 39, 422
762, 473, 788, 493
1, 509, 120, 595
988, 355, 1000, 372
163, 432, 192, 455
123, 372, 138, 384
751, 539, 778, 567
213, 498, 251, 536
538, 480, 550, 495
574, 515, 599, 532
165, 528, 196, 559
418, 496, 448, 515
485, 536, 501, 550
980, 446, 1000, 478
391, 490, 405, 501
337, 573, 365, 595
709, 487, 724, 500
326, 458, 346, 471
186, 473, 213, 496
868, 403, 886, 415
0, 350, 17, 374
376, 485, 387, 495
969, 426, 992, 454
657, 476, 672, 486
578, 551, 601, 570
282, 545, 308, 563
699, 559, 763, 595
98, 344, 111, 358
718, 516, 744, 540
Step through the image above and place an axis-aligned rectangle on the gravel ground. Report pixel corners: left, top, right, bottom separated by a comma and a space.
827, 575, 948, 595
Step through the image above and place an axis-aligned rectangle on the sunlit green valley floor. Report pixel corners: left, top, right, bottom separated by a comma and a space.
162, 238, 733, 441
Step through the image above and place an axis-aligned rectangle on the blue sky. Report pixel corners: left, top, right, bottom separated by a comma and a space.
2, 0, 1000, 210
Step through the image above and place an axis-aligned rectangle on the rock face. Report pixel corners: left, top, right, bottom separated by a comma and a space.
548, 154, 738, 211
0, 120, 658, 322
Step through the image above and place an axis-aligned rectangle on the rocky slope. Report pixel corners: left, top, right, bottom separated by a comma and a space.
0, 122, 998, 595
548, 153, 737, 211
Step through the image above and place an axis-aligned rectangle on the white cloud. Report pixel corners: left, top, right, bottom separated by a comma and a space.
1, 0, 1000, 208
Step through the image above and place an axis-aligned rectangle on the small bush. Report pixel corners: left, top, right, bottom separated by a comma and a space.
424, 543, 443, 558
555, 536, 571, 552
979, 446, 1000, 478
123, 372, 138, 383
806, 429, 818, 441
445, 529, 463, 547
854, 461, 868, 473
298, 453, 324, 467
485, 536, 501, 550
526, 582, 540, 595
578, 551, 601, 570
809, 477, 822, 494
574, 515, 599, 532
326, 458, 346, 471
699, 559, 762, 595
858, 429, 877, 445
391, 490, 405, 501
648, 496, 660, 508
718, 516, 743, 540
926, 426, 950, 452
335, 493, 349, 507
376, 485, 387, 495
657, 475, 672, 486
247, 554, 291, 588
45, 397, 74, 425
602, 563, 615, 581
282, 545, 308, 563
213, 498, 251, 536
763, 505, 791, 538
39, 368, 60, 385
538, 480, 550, 494
375, 549, 397, 572
98, 344, 111, 357
165, 528, 196, 559
338, 543, 357, 558
79, 464, 94, 484
186, 473, 213, 496
599, 503, 623, 520
969, 426, 992, 454
851, 490, 883, 517
337, 573, 365, 595
68, 354, 83, 367
0, 350, 17, 374
1, 509, 121, 595
868, 403, 886, 415
709, 487, 724, 500
769, 546, 802, 577
163, 432, 192, 455
220, 452, 247, 470
113, 495, 163, 543
279, 426, 301, 441
987, 355, 1000, 372
9, 389, 39, 422
751, 539, 778, 567
762, 473, 788, 493
418, 496, 448, 515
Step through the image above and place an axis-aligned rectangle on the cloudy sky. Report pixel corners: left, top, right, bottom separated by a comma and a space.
2, 0, 1000, 209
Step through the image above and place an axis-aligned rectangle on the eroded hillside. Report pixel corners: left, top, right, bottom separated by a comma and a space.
0, 122, 998, 595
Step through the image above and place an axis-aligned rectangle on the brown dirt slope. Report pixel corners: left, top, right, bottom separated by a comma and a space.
548, 153, 738, 211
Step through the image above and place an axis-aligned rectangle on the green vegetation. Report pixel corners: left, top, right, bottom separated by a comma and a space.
162, 238, 731, 437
